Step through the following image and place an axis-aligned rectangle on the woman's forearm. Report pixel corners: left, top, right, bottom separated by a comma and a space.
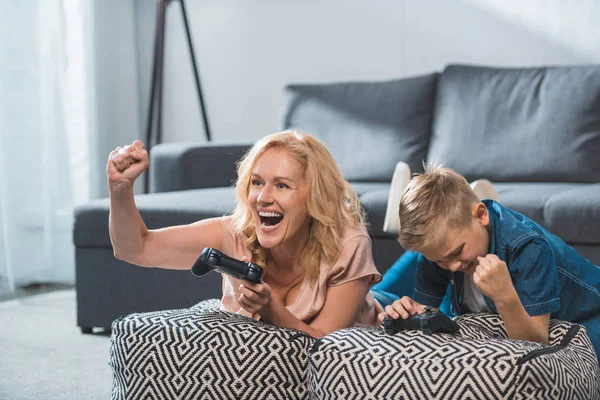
108, 185, 149, 263
259, 301, 326, 339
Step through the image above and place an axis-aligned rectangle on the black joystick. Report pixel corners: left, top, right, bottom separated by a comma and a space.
383, 307, 459, 335
191, 248, 264, 283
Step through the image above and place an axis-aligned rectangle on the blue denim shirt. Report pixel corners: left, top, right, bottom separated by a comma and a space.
413, 200, 600, 324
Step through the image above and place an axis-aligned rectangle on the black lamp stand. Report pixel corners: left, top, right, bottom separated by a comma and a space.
144, 0, 211, 193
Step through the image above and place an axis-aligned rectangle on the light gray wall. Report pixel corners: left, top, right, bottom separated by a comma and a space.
91, 0, 142, 198
91, 0, 600, 196
131, 0, 600, 146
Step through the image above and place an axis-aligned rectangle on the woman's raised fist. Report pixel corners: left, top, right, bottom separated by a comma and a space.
107, 140, 149, 190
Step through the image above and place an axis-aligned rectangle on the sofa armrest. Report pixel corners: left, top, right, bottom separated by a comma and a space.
149, 142, 251, 193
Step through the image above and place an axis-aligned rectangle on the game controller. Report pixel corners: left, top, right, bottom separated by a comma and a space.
383, 307, 459, 335
191, 248, 264, 283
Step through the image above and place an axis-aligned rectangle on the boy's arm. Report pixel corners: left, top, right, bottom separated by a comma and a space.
493, 287, 550, 343
380, 296, 430, 321
475, 252, 556, 344
413, 253, 450, 308
380, 254, 447, 322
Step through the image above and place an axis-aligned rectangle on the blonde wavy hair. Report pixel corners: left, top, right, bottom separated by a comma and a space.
231, 130, 365, 280
398, 163, 480, 251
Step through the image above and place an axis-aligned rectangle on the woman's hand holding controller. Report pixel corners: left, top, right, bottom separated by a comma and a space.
238, 280, 273, 314
237, 256, 273, 314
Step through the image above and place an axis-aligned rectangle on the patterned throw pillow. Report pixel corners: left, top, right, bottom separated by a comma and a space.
308, 313, 600, 399
110, 299, 315, 400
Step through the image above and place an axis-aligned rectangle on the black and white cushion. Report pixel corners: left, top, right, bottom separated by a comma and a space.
308, 313, 600, 399
110, 299, 315, 399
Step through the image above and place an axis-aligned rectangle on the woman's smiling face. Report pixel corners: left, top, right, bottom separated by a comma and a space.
248, 147, 311, 249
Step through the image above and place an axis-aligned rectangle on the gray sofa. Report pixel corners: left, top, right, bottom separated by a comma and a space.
74, 64, 600, 333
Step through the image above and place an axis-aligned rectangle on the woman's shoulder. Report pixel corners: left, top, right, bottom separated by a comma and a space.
340, 223, 371, 244
331, 224, 374, 268
219, 215, 234, 228
324, 223, 379, 285
217, 216, 251, 255
220, 215, 248, 235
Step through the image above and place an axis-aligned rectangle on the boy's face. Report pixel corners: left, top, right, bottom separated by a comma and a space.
418, 203, 491, 276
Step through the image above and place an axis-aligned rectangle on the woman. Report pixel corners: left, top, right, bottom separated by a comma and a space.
108, 130, 382, 338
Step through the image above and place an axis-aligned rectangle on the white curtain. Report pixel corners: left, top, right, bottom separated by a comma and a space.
0, 0, 91, 292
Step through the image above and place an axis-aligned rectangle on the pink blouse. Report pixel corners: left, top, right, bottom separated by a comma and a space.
218, 216, 383, 327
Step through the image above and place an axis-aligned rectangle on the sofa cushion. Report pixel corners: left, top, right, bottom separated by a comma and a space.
150, 143, 250, 193
428, 64, 600, 183
350, 182, 391, 197
544, 184, 600, 245
493, 183, 600, 245
282, 73, 439, 182
354, 186, 394, 239
493, 183, 582, 227
73, 188, 237, 247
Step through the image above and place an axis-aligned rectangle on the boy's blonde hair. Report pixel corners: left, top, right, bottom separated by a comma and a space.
231, 130, 365, 280
398, 164, 480, 251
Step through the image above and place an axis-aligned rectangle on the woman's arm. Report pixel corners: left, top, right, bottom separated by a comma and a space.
109, 182, 223, 269
111, 206, 223, 270
108, 140, 222, 270
240, 277, 371, 338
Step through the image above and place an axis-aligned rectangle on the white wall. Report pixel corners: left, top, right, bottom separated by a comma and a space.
91, 0, 142, 197
129, 0, 600, 147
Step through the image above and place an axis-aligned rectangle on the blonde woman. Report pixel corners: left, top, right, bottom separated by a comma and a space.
108, 131, 383, 338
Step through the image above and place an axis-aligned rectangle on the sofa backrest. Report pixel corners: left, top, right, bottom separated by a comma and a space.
428, 64, 600, 183
281, 73, 439, 182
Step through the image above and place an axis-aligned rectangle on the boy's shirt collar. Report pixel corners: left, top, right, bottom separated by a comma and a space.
483, 199, 498, 255
478, 200, 499, 313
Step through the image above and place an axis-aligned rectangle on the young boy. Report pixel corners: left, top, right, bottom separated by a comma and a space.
379, 164, 600, 363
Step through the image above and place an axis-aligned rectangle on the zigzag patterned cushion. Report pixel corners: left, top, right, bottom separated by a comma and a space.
308, 313, 600, 399
110, 299, 315, 400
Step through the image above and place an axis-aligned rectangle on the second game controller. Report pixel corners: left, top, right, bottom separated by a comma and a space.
191, 248, 264, 283
383, 307, 459, 335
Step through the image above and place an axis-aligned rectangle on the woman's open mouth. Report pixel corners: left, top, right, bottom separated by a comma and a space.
259, 211, 283, 231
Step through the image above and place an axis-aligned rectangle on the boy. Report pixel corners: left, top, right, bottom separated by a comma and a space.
379, 164, 600, 362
